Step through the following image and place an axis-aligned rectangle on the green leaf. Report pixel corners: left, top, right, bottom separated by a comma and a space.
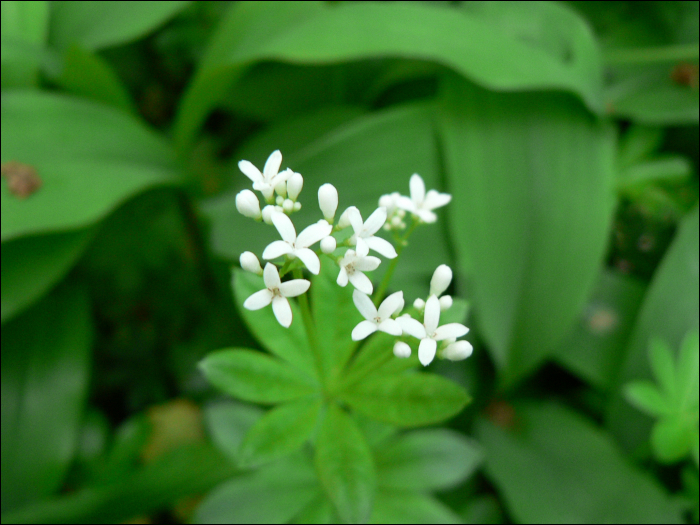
205, 401, 263, 465
651, 417, 698, 464
375, 429, 482, 491
606, 206, 699, 451
194, 452, 319, 525
232, 269, 316, 379
476, 401, 683, 524
675, 330, 699, 412
617, 156, 692, 190
1, 92, 177, 242
649, 337, 678, 400
289, 494, 338, 524
624, 381, 672, 417
49, 1, 190, 50
370, 490, 462, 524
340, 372, 469, 427
315, 404, 376, 524
617, 125, 665, 168
1, 1, 48, 88
439, 74, 616, 387
1, 228, 94, 323
238, 397, 322, 468
199, 348, 317, 404
1, 285, 92, 512
342, 331, 421, 387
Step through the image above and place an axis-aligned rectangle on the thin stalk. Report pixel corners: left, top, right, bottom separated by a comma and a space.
293, 268, 325, 388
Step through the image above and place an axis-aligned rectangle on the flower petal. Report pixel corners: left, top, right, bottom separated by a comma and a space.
271, 212, 297, 244
238, 160, 263, 183
352, 320, 378, 341
272, 295, 293, 327
396, 195, 416, 213
347, 206, 363, 234
423, 190, 451, 210
337, 267, 348, 287
348, 271, 373, 294
416, 209, 437, 223
362, 207, 387, 236
397, 316, 426, 339
423, 295, 441, 334
352, 289, 377, 320
279, 279, 310, 298
434, 323, 469, 340
355, 237, 370, 257
365, 236, 397, 259
377, 318, 402, 336
418, 338, 437, 366
263, 150, 282, 181
354, 255, 381, 272
296, 221, 332, 248
262, 240, 293, 260
295, 248, 321, 274
378, 291, 404, 320
409, 174, 426, 206
243, 289, 273, 310
262, 263, 281, 288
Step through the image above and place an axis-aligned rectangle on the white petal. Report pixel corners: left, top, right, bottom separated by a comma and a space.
263, 150, 282, 180
352, 320, 378, 341
423, 295, 441, 334
353, 289, 377, 320
362, 207, 387, 236
272, 296, 293, 327
296, 221, 332, 248
409, 174, 426, 206
279, 279, 310, 298
396, 195, 416, 213
348, 271, 373, 294
238, 160, 263, 183
423, 190, 451, 210
354, 255, 381, 272
418, 338, 437, 366
377, 318, 402, 336
365, 236, 397, 259
434, 323, 469, 340
262, 240, 293, 260
416, 209, 438, 223
262, 263, 281, 288
430, 265, 452, 297
347, 206, 363, 234
397, 316, 426, 339
295, 248, 321, 274
271, 212, 297, 244
443, 340, 473, 361
355, 237, 370, 257
378, 291, 404, 320
243, 289, 273, 310
337, 267, 349, 287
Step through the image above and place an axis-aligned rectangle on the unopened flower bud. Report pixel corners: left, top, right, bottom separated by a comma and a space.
430, 264, 452, 296
240, 251, 263, 275
276, 195, 284, 206
274, 178, 287, 198
236, 190, 262, 220
439, 295, 453, 311
413, 298, 425, 310
287, 172, 303, 200
393, 341, 411, 358
318, 184, 339, 222
293, 202, 302, 211
262, 205, 279, 224
442, 340, 473, 361
337, 207, 352, 229
321, 236, 337, 254
283, 199, 294, 213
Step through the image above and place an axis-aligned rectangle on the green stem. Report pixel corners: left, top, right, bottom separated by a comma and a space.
293, 268, 325, 387
373, 218, 419, 307
604, 43, 699, 65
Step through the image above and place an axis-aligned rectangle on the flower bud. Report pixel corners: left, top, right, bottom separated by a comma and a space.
318, 183, 339, 222
413, 298, 425, 310
320, 236, 337, 254
240, 251, 263, 275
430, 264, 452, 296
337, 207, 352, 229
393, 341, 411, 358
439, 295, 453, 311
287, 172, 303, 200
262, 205, 279, 224
293, 202, 302, 211
276, 195, 284, 206
282, 199, 294, 213
442, 340, 473, 361
236, 190, 262, 220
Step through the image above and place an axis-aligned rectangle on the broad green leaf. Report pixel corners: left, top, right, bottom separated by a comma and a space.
238, 397, 322, 468
1, 92, 177, 242
194, 452, 319, 525
315, 404, 376, 524
1, 228, 94, 323
1, 1, 48, 87
375, 429, 482, 491
1, 285, 92, 512
607, 206, 699, 451
340, 372, 469, 427
477, 401, 683, 524
342, 331, 420, 387
175, 1, 602, 148
289, 494, 337, 524
651, 417, 698, 464
232, 269, 316, 379
553, 269, 646, 390
49, 1, 190, 50
205, 401, 263, 465
439, 75, 616, 387
199, 348, 317, 405
370, 490, 462, 524
624, 381, 672, 417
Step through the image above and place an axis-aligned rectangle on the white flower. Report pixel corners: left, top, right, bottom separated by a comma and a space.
351, 290, 404, 341
397, 174, 451, 223
337, 249, 381, 294
318, 183, 338, 222
235, 190, 262, 220
442, 340, 473, 361
439, 295, 453, 311
262, 212, 331, 274
378, 192, 402, 217
430, 264, 452, 296
393, 341, 411, 358
287, 171, 303, 200
320, 236, 336, 254
397, 295, 469, 366
238, 150, 291, 201
243, 263, 310, 328
262, 205, 283, 224
346, 206, 397, 258
240, 251, 263, 275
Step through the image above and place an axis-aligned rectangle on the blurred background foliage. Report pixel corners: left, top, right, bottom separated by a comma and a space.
1, 1, 698, 523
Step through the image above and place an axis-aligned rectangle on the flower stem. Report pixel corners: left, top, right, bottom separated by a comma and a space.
293, 268, 325, 387
373, 218, 419, 307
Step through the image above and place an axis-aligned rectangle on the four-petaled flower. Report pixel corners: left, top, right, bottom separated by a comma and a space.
243, 263, 310, 328
398, 295, 469, 366
397, 174, 451, 223
351, 290, 404, 341
263, 212, 332, 274
337, 249, 381, 294
238, 150, 291, 201
346, 206, 397, 258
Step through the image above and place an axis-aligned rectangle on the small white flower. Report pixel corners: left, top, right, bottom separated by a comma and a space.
240, 251, 263, 275
243, 263, 310, 328
320, 236, 337, 254
318, 183, 338, 222
337, 249, 381, 294
413, 298, 426, 310
430, 264, 452, 296
346, 206, 397, 259
262, 212, 332, 274
393, 341, 412, 358
378, 192, 402, 217
397, 295, 469, 366
282, 199, 294, 213
235, 190, 262, 220
238, 150, 291, 201
337, 207, 353, 229
439, 295, 453, 311
287, 171, 303, 200
351, 290, 404, 341
442, 340, 473, 361
397, 174, 451, 223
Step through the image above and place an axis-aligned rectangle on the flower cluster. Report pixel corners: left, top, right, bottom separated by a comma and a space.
234, 150, 471, 366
